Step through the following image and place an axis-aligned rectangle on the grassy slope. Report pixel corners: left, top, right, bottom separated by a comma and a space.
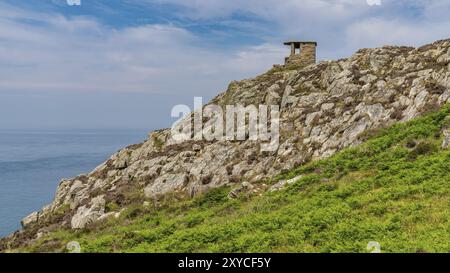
22, 105, 450, 253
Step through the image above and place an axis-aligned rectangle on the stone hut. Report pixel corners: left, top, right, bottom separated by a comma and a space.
283, 41, 317, 67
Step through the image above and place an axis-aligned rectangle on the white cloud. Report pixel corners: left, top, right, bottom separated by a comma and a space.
0, 3, 284, 95
344, 18, 450, 49
66, 0, 81, 6
1, 0, 450, 96
149, 0, 450, 57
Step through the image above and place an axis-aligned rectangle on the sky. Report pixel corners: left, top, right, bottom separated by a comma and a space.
1, 0, 450, 130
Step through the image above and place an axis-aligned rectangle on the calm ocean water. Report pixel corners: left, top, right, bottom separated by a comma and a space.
0, 129, 148, 237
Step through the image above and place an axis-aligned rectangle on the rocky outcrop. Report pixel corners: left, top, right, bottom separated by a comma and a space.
443, 128, 450, 149
269, 175, 303, 192
3, 39, 450, 247
71, 195, 106, 229
20, 212, 39, 229
228, 181, 267, 199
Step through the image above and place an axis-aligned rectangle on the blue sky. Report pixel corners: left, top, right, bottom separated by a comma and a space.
1, 0, 450, 129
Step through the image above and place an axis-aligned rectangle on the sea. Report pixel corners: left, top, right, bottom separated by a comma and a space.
0, 129, 148, 237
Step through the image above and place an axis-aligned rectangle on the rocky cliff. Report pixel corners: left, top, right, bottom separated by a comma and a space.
3, 39, 450, 249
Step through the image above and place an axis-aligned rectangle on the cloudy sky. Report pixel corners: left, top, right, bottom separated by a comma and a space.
1, 0, 450, 129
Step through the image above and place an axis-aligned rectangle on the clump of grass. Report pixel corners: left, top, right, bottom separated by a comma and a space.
193, 187, 229, 208
153, 138, 165, 149
407, 141, 438, 160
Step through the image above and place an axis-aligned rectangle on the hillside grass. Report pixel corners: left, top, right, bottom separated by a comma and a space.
20, 105, 450, 253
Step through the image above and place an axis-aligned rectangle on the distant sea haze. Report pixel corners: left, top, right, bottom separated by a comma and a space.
0, 129, 148, 237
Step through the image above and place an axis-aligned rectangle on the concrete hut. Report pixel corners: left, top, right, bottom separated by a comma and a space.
283, 41, 317, 67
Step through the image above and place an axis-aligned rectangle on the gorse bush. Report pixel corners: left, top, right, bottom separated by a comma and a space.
193, 187, 229, 208
407, 141, 439, 160
20, 105, 450, 253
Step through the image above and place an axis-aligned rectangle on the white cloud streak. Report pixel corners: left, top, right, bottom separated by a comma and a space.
0, 2, 284, 94
1, 1, 450, 94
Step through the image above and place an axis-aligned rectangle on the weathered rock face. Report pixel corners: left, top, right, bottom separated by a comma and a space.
269, 175, 303, 192
71, 195, 106, 229
443, 128, 450, 149
5, 39, 450, 243
20, 212, 39, 229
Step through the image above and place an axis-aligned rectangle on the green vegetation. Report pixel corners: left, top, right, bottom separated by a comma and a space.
20, 105, 450, 253
268, 63, 308, 74
153, 137, 165, 150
